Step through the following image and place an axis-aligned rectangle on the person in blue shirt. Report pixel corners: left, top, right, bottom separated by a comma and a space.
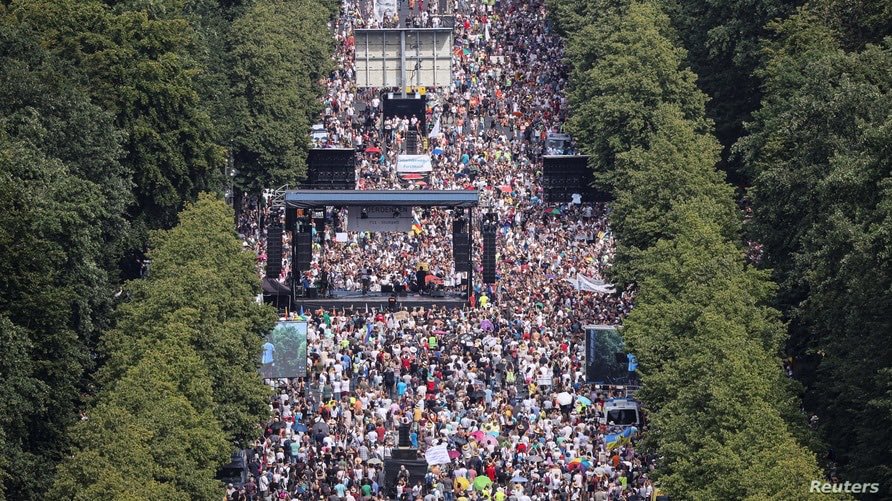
397, 380, 408, 397
627, 353, 639, 386
261, 341, 275, 365
341, 352, 352, 376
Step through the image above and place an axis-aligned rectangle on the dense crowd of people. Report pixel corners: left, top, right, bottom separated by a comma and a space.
231, 0, 649, 499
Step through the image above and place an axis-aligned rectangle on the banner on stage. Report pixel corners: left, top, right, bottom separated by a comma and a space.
347, 206, 414, 232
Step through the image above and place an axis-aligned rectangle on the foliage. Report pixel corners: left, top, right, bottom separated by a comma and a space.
562, 0, 709, 191
0, 0, 331, 497
50, 337, 229, 500
740, 6, 892, 492
52, 195, 273, 499
227, 0, 334, 193
99, 194, 277, 444
663, 0, 797, 180
553, 0, 828, 496
610, 104, 738, 281
11, 0, 225, 237
0, 14, 128, 498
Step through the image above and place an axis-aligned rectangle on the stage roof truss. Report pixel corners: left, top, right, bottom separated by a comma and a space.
284, 190, 479, 209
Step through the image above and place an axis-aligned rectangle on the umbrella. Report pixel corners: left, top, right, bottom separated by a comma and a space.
499, 185, 513, 193
473, 476, 492, 491
416, 180, 428, 187
526, 455, 543, 462
470, 431, 486, 441
576, 396, 592, 406
455, 477, 470, 491
365, 146, 381, 153
480, 319, 494, 331
556, 392, 573, 406
432, 147, 444, 155
292, 423, 308, 433
367, 458, 383, 465
510, 475, 528, 483
448, 449, 461, 459
312, 421, 329, 436
480, 435, 499, 447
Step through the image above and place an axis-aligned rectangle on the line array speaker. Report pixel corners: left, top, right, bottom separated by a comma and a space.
294, 232, 313, 273
265, 222, 283, 279
482, 232, 496, 284
453, 232, 470, 272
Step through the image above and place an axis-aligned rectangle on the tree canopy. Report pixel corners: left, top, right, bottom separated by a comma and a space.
52, 194, 275, 499
739, 4, 892, 491
552, 0, 831, 496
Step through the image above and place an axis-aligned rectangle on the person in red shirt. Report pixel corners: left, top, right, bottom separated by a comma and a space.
485, 460, 497, 482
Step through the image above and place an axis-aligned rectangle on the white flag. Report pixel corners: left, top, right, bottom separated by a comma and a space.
425, 443, 452, 465
428, 116, 441, 139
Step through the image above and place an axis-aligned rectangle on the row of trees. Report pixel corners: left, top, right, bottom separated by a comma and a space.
738, 1, 892, 492
550, 0, 831, 497
0, 0, 333, 498
51, 195, 277, 499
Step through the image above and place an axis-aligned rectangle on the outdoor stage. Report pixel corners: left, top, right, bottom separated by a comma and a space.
293, 289, 467, 311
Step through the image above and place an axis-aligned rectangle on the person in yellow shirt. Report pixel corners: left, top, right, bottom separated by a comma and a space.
494, 487, 506, 501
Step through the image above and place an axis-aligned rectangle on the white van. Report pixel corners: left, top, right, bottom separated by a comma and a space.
600, 398, 641, 428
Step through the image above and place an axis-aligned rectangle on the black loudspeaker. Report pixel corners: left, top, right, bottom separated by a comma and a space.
383, 458, 427, 494
306, 148, 355, 189
453, 233, 470, 272
265, 222, 284, 279
405, 131, 420, 154
542, 155, 612, 203
294, 232, 313, 273
482, 232, 496, 284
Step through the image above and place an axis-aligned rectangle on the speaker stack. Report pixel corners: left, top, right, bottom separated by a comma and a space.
294, 232, 313, 274
482, 215, 497, 284
265, 220, 284, 279
306, 148, 356, 189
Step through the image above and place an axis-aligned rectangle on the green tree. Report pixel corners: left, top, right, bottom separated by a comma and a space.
50, 336, 230, 500
623, 207, 829, 499
610, 104, 738, 282
0, 14, 129, 498
663, 0, 797, 180
11, 0, 225, 238
227, 0, 333, 193
563, 1, 709, 189
740, 9, 892, 489
99, 194, 276, 444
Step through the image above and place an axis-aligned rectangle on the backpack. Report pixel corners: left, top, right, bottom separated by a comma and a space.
506, 370, 516, 383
